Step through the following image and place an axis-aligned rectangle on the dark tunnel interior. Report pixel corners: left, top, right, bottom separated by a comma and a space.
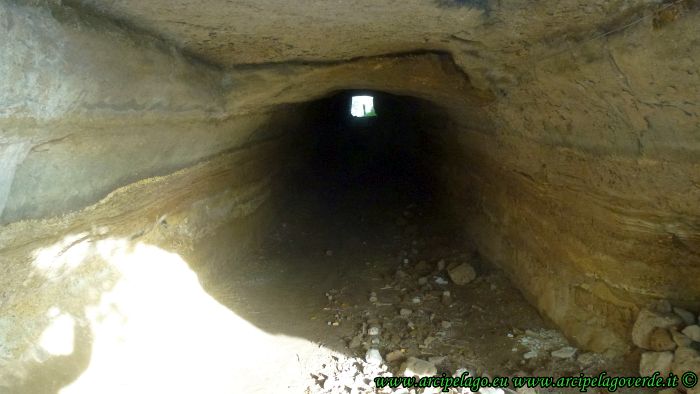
288, 91, 448, 225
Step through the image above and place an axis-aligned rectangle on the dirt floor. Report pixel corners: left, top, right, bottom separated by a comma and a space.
190, 162, 642, 394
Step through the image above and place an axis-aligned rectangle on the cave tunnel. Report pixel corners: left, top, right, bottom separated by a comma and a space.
1, 1, 700, 393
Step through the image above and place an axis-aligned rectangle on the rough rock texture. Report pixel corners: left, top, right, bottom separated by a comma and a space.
671, 347, 700, 380
648, 327, 677, 351
632, 309, 683, 350
639, 351, 673, 377
1, 0, 699, 365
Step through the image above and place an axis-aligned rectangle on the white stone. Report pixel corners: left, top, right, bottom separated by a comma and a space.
368, 326, 380, 336
671, 347, 700, 381
454, 368, 469, 376
671, 330, 692, 348
454, 368, 478, 379
479, 389, 505, 394
523, 351, 538, 359
365, 348, 383, 365
551, 346, 577, 359
400, 357, 437, 377
673, 307, 696, 326
682, 325, 700, 342
400, 308, 412, 317
639, 351, 673, 376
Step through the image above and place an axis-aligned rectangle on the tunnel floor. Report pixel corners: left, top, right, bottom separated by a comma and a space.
188, 160, 640, 393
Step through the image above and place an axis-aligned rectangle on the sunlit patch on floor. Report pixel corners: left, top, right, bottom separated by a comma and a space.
38, 309, 75, 357
20, 237, 343, 394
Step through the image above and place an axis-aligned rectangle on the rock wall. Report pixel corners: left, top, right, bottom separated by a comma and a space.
0, 3, 308, 378
0, 1, 298, 223
436, 10, 700, 354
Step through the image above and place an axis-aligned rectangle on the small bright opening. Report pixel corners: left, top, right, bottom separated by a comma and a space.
350, 95, 376, 118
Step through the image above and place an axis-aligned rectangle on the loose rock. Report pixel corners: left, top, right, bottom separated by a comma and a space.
551, 346, 577, 359
447, 263, 477, 285
437, 259, 446, 271
441, 291, 451, 305
385, 350, 405, 363
671, 347, 700, 381
639, 351, 674, 376
649, 327, 677, 351
348, 335, 362, 349
365, 348, 383, 365
523, 351, 538, 360
651, 300, 673, 314
632, 308, 683, 349
671, 330, 692, 348
400, 357, 437, 377
682, 325, 700, 342
673, 307, 696, 326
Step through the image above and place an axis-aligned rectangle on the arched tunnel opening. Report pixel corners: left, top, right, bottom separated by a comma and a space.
168, 89, 592, 390
1, 1, 700, 393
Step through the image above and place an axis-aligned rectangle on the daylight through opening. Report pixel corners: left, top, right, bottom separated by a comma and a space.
350, 95, 376, 118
